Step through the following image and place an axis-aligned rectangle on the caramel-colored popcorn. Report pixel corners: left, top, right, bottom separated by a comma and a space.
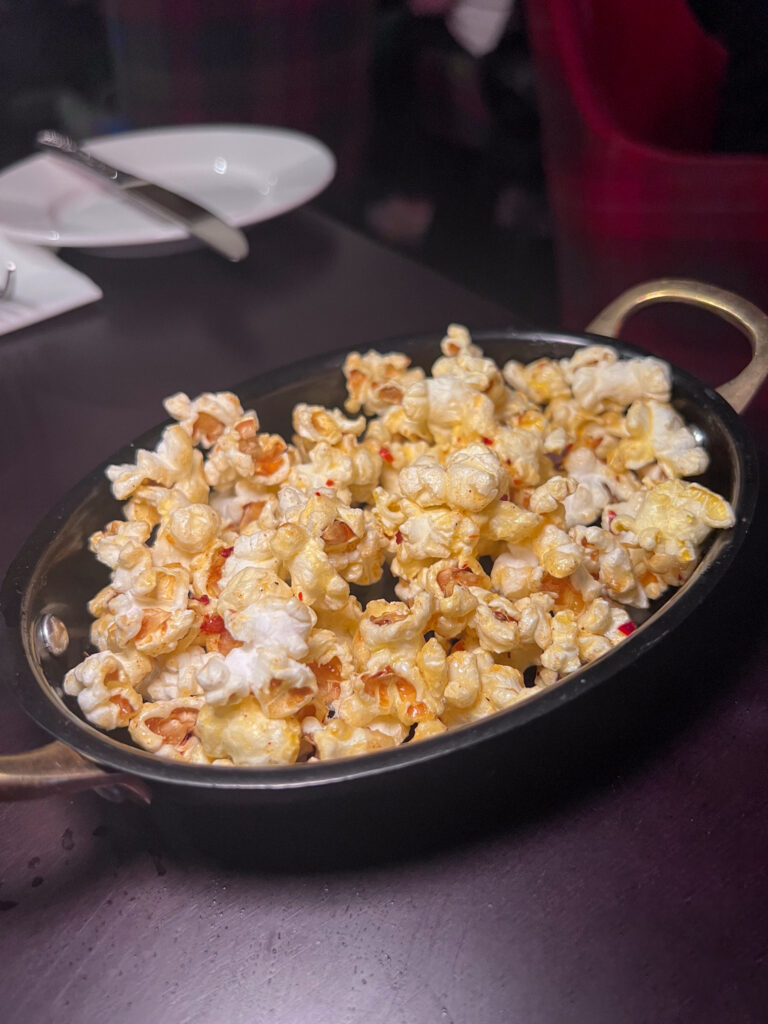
67, 326, 735, 763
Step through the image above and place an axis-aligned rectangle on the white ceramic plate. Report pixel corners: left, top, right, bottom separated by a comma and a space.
0, 125, 336, 252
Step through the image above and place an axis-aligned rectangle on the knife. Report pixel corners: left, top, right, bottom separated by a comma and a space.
35, 129, 249, 262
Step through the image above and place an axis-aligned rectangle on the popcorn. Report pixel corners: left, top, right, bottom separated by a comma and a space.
143, 646, 210, 701
152, 503, 221, 566
562, 447, 640, 528
443, 649, 483, 709
205, 412, 293, 489
472, 595, 522, 655
540, 610, 581, 675
393, 505, 478, 578
308, 719, 398, 760
503, 356, 571, 405
343, 350, 425, 416
124, 484, 192, 527
445, 443, 504, 512
195, 568, 318, 715
607, 480, 735, 571
417, 558, 488, 638
441, 649, 528, 728
107, 424, 208, 504
480, 499, 541, 546
90, 561, 199, 656
570, 356, 671, 412
440, 322, 483, 358
492, 426, 550, 488
576, 598, 634, 663
399, 454, 447, 507
68, 326, 735, 766
271, 522, 350, 611
528, 475, 575, 516
289, 436, 383, 505
218, 531, 281, 587
164, 391, 245, 447
90, 519, 152, 570
401, 376, 495, 447
531, 523, 584, 579
129, 696, 212, 762
610, 400, 709, 479
431, 342, 507, 407
292, 403, 366, 449
218, 569, 314, 650
305, 630, 355, 719
63, 650, 150, 730
339, 661, 435, 731
490, 546, 543, 600
196, 696, 302, 765
571, 525, 650, 607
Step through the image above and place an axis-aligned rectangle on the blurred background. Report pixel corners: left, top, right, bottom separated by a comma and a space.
1, 0, 767, 346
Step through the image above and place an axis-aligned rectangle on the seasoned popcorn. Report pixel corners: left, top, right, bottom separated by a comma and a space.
65, 328, 735, 765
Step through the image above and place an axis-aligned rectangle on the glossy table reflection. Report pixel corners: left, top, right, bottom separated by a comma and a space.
1, 208, 767, 1023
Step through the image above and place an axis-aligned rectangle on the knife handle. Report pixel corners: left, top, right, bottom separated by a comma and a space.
36, 129, 143, 189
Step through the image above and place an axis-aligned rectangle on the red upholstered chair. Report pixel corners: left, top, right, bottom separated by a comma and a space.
525, 0, 768, 374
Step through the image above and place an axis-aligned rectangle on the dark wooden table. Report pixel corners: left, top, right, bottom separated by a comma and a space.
1, 208, 767, 1023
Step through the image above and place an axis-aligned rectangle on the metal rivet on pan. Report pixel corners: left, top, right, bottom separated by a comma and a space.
37, 613, 69, 656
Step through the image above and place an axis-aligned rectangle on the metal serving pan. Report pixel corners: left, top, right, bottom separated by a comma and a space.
1, 279, 766, 865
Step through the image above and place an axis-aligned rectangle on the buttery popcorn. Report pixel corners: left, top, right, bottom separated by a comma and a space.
64, 332, 735, 765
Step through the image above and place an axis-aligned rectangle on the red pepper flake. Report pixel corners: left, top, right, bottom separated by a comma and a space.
325, 479, 334, 487
191, 594, 210, 605
298, 592, 304, 601
618, 621, 636, 636
220, 546, 233, 559
607, 510, 617, 522
482, 436, 493, 446
395, 530, 402, 544
500, 494, 510, 501
315, 491, 321, 496
379, 446, 394, 464
201, 613, 226, 634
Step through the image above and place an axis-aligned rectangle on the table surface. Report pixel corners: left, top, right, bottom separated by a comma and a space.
1, 208, 767, 1024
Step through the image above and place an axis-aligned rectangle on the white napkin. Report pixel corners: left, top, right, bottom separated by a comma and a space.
0, 233, 102, 336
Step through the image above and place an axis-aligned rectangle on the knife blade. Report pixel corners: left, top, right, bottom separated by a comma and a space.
35, 129, 249, 262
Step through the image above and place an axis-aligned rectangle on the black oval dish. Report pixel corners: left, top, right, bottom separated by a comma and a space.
0, 329, 759, 867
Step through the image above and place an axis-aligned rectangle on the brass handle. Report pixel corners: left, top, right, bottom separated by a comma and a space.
0, 740, 151, 804
586, 278, 768, 414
